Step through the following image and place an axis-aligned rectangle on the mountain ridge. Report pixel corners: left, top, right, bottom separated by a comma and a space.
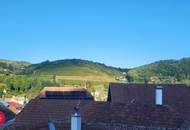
0, 57, 190, 84
0, 57, 190, 99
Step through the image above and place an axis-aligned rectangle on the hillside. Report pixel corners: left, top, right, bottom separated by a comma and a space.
0, 59, 30, 74
1, 57, 190, 84
25, 59, 124, 82
127, 57, 190, 84
1, 57, 190, 100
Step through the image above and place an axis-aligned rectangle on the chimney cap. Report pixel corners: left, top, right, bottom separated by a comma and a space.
73, 105, 80, 116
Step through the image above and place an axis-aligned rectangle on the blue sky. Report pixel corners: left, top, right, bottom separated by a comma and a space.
0, 0, 190, 68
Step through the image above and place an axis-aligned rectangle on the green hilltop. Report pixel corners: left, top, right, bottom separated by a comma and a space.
127, 57, 190, 84
25, 59, 122, 76
1, 58, 190, 84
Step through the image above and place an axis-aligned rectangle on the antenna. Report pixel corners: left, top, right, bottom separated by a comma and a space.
77, 99, 81, 110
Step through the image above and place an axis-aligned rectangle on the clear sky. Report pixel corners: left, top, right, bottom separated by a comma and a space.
0, 0, 190, 68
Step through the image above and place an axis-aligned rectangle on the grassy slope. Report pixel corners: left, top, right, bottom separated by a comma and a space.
2, 57, 190, 84
25, 59, 123, 82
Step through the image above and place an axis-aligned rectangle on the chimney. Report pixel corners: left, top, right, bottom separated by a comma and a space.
155, 86, 163, 105
48, 122, 55, 130
71, 106, 81, 130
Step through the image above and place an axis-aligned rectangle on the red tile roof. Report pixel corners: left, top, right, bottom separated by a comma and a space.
8, 102, 23, 114
10, 84, 190, 130
13, 99, 185, 129
108, 83, 190, 107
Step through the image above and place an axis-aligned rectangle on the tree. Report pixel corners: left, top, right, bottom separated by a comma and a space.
86, 81, 95, 96
53, 75, 57, 82
0, 83, 8, 98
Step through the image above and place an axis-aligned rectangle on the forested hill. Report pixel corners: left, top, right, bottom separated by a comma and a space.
126, 57, 190, 84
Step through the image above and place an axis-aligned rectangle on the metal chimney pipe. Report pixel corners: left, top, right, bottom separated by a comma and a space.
48, 122, 55, 130
71, 106, 81, 130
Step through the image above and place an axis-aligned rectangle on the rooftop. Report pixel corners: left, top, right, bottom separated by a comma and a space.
13, 100, 185, 130
38, 86, 94, 100
9, 84, 190, 130
108, 83, 190, 106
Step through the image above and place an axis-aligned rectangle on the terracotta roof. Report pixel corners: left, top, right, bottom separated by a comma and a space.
108, 83, 190, 107
10, 84, 190, 130
13, 99, 185, 129
38, 87, 94, 100
8, 102, 23, 114
41, 86, 88, 92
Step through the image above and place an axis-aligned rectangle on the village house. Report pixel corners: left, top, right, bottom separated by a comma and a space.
2, 84, 190, 130
7, 101, 24, 115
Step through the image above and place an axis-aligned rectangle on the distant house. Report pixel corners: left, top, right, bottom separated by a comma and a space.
6, 84, 190, 130
38, 86, 94, 100
7, 102, 23, 115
